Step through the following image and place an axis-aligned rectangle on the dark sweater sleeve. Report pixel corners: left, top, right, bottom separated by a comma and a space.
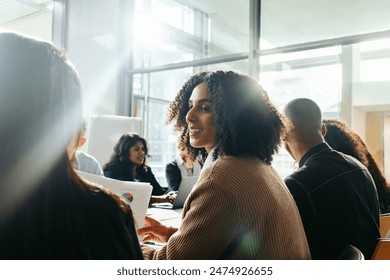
103, 164, 121, 180
165, 162, 181, 191
142, 167, 167, 195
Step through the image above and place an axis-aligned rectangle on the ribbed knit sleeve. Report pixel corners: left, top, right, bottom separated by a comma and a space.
142, 156, 311, 260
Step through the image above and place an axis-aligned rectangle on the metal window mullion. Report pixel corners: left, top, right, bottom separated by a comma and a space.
126, 52, 249, 75
257, 30, 390, 56
249, 0, 261, 78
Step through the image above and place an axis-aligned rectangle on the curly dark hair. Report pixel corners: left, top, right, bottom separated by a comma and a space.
166, 70, 285, 165
323, 118, 390, 213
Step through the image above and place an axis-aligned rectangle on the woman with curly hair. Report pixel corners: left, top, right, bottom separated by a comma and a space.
138, 70, 311, 259
323, 118, 390, 213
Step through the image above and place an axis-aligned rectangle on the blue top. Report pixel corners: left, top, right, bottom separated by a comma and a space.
74, 151, 104, 176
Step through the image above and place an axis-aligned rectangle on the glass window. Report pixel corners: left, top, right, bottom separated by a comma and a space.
260, 48, 342, 113
361, 58, 390, 82
260, 47, 342, 177
148, 68, 194, 100
146, 100, 177, 186
204, 59, 249, 75
261, 0, 390, 49
360, 38, 390, 82
136, 59, 250, 103
0, 0, 53, 41
133, 0, 250, 68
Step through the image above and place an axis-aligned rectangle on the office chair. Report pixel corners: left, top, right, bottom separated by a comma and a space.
338, 244, 365, 260
379, 213, 390, 238
371, 239, 390, 260
87, 115, 142, 166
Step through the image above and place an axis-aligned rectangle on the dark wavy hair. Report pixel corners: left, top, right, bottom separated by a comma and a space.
323, 118, 390, 213
104, 133, 150, 170
166, 70, 285, 165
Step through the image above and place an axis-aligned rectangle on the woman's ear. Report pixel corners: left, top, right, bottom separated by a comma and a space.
77, 136, 87, 148
321, 124, 327, 137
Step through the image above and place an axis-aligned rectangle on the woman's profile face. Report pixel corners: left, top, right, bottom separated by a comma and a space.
128, 141, 145, 166
186, 83, 216, 153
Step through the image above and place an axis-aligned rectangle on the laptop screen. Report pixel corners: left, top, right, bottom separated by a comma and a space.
152, 176, 199, 209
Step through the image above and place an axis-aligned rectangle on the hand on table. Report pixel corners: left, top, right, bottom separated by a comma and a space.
137, 216, 177, 244
150, 192, 177, 204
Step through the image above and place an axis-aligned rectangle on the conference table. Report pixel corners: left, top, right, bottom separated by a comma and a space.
146, 206, 182, 228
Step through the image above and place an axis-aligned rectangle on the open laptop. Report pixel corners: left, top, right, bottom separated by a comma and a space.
75, 171, 152, 230
152, 176, 199, 209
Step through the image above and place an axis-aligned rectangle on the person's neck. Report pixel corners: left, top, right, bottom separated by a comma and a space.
293, 139, 324, 163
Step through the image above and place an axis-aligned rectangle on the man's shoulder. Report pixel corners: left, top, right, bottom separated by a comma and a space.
165, 160, 178, 169
285, 149, 372, 191
76, 151, 96, 160
76, 151, 104, 175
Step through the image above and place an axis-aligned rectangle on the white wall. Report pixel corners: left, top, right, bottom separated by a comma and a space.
353, 81, 390, 111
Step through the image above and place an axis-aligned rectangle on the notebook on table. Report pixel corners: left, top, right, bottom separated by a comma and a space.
76, 171, 152, 230
152, 176, 199, 209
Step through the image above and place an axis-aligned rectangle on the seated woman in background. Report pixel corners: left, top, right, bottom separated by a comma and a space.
104, 133, 173, 203
0, 31, 142, 259
323, 118, 390, 214
165, 141, 202, 192
138, 70, 311, 259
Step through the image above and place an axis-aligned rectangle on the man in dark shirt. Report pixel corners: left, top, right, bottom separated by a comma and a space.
282, 98, 380, 260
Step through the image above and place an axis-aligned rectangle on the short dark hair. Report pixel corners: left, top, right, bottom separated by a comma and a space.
283, 98, 323, 132
166, 70, 285, 165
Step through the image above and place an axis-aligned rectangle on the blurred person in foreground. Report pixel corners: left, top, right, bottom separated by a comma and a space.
0, 31, 142, 259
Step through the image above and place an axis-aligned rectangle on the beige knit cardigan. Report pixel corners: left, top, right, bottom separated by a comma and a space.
142, 156, 311, 260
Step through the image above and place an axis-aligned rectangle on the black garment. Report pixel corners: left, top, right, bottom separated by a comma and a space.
284, 143, 380, 260
165, 159, 203, 191
104, 162, 166, 195
165, 161, 181, 191
0, 181, 143, 260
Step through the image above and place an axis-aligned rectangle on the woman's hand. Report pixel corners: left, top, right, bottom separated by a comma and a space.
150, 192, 177, 204
137, 216, 177, 243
